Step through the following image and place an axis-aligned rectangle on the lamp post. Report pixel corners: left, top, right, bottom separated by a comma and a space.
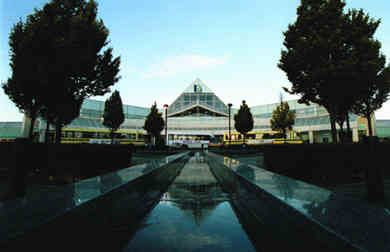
228, 103, 232, 147
164, 104, 168, 146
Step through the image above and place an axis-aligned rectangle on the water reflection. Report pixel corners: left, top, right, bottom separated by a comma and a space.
163, 154, 229, 225
208, 152, 387, 252
126, 153, 255, 252
1, 153, 190, 251
271, 172, 299, 201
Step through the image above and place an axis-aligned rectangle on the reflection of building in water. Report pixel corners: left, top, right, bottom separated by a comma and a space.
164, 157, 227, 225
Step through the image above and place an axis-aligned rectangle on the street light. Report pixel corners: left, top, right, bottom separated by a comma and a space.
164, 104, 168, 146
228, 103, 232, 147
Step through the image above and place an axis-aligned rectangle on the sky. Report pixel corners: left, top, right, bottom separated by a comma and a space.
1, 0, 390, 121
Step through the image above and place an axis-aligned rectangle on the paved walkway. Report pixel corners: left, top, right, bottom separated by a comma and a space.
330, 179, 390, 208
0, 171, 73, 202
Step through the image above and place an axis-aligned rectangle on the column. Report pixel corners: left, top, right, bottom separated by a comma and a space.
352, 128, 359, 143
39, 120, 46, 143
308, 130, 314, 144
21, 114, 31, 138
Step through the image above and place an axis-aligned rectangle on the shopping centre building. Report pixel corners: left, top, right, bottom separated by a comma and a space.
0, 78, 386, 143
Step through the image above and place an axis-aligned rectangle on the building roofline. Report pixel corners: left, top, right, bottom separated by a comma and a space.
168, 103, 228, 117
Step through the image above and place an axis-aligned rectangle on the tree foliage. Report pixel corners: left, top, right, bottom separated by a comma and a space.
279, 0, 388, 142
351, 66, 390, 136
2, 20, 44, 140
270, 100, 296, 139
278, 0, 349, 143
103, 90, 125, 144
345, 9, 390, 136
234, 100, 254, 143
3, 0, 121, 144
143, 102, 165, 145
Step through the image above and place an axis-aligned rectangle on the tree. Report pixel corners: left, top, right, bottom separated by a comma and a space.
4, 0, 121, 144
270, 96, 296, 139
278, 0, 353, 143
234, 100, 254, 144
103, 90, 125, 144
345, 9, 390, 137
143, 102, 165, 146
2, 20, 44, 140
351, 66, 390, 136
279, 1, 388, 143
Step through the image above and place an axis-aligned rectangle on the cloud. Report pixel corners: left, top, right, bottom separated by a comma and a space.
141, 54, 227, 79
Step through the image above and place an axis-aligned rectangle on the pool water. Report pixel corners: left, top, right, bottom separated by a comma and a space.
124, 154, 255, 251
2, 154, 256, 252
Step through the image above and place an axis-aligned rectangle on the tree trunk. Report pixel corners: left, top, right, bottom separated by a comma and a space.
45, 122, 50, 144
28, 115, 36, 141
336, 119, 345, 143
346, 112, 351, 143
339, 123, 344, 143
346, 112, 351, 134
55, 122, 62, 144
366, 113, 373, 137
330, 114, 338, 144
282, 129, 286, 139
110, 130, 114, 144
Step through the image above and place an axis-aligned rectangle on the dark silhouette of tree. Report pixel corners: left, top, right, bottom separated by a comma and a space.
2, 20, 44, 140
143, 102, 165, 146
3, 0, 121, 144
270, 95, 296, 139
351, 67, 390, 136
234, 100, 254, 144
336, 9, 388, 141
279, 1, 389, 143
345, 9, 390, 137
103, 90, 125, 144
279, 0, 350, 143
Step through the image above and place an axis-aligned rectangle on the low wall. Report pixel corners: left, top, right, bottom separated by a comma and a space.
263, 143, 389, 187
1, 151, 190, 247
206, 152, 367, 252
1, 141, 134, 197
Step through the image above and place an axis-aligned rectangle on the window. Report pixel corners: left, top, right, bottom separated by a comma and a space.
66, 131, 75, 138
247, 134, 256, 139
263, 133, 270, 139
206, 95, 213, 105
82, 131, 95, 138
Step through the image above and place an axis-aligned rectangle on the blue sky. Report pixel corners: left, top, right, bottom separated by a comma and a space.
1, 0, 390, 121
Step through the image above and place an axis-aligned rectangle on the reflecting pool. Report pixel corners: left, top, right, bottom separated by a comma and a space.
2, 153, 256, 252
124, 153, 255, 251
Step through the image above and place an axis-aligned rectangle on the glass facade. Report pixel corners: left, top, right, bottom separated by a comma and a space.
0, 122, 22, 138
167, 79, 228, 116
4, 78, 379, 143
80, 99, 150, 120
375, 120, 390, 138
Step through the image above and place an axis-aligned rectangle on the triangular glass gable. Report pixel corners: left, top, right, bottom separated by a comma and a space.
168, 78, 228, 117
183, 78, 213, 93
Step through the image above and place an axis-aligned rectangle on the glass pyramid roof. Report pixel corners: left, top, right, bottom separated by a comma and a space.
183, 78, 213, 93
167, 78, 228, 117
